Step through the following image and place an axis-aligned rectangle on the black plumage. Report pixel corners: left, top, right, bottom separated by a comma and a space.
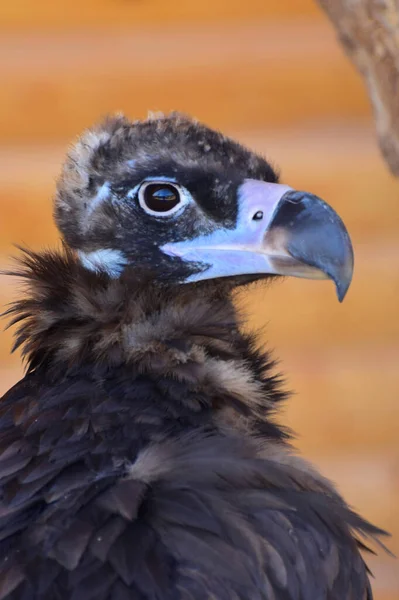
0, 113, 387, 599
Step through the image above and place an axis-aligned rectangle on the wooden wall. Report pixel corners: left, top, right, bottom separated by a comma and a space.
0, 1, 398, 597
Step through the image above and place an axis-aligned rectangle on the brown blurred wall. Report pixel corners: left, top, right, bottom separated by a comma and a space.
0, 1, 398, 597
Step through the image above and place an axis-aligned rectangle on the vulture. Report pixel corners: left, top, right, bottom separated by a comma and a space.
0, 113, 387, 600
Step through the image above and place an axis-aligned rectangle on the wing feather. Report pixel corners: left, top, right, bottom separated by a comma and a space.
0, 374, 387, 599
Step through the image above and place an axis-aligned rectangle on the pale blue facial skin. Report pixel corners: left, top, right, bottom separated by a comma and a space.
161, 179, 314, 283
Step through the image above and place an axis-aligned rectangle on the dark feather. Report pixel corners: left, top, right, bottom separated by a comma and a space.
89, 516, 126, 562
50, 519, 94, 570
95, 480, 147, 521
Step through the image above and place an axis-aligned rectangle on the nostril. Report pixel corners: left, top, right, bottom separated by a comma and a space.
252, 211, 263, 221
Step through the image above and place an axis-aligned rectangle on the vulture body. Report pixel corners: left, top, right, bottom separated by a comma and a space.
0, 113, 385, 599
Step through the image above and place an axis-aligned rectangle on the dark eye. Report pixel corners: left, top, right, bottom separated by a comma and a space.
139, 182, 183, 215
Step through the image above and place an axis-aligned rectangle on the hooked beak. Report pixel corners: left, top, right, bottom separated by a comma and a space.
162, 179, 354, 301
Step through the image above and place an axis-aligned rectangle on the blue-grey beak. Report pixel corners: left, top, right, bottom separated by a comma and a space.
162, 180, 354, 301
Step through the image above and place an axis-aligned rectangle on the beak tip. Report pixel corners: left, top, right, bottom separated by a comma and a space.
333, 259, 354, 302
336, 284, 348, 303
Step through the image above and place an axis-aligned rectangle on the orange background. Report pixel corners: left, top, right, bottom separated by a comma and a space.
0, 1, 398, 597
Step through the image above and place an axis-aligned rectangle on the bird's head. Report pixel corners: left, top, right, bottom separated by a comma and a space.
55, 112, 353, 301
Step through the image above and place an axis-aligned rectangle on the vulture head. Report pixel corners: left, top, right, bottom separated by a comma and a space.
55, 112, 353, 300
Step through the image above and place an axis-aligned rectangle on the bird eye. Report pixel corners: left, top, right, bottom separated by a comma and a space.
138, 181, 184, 216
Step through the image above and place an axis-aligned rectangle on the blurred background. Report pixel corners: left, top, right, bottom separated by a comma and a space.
0, 1, 398, 597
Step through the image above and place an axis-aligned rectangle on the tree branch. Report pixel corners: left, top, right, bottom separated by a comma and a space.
317, 0, 399, 176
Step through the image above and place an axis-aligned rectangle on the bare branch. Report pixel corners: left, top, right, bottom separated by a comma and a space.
317, 0, 399, 176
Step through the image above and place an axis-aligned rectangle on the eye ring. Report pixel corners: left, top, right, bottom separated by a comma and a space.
138, 180, 189, 217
